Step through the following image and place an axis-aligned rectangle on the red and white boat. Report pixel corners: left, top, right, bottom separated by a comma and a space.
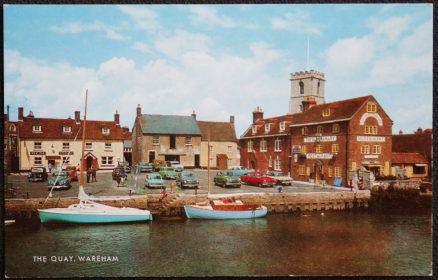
184, 198, 267, 219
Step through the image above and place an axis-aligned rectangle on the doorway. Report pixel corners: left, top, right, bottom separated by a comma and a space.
148, 151, 156, 163
169, 136, 176, 149
314, 160, 323, 184
194, 154, 200, 168
86, 156, 93, 170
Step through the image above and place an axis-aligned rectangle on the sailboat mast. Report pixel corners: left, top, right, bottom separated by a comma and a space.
207, 127, 211, 195
79, 90, 88, 187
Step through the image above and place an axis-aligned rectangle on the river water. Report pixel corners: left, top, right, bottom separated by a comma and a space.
4, 210, 432, 277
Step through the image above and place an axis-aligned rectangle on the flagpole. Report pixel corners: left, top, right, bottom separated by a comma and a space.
79, 90, 88, 190
207, 127, 211, 196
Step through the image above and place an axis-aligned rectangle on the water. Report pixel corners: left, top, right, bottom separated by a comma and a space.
5, 211, 432, 277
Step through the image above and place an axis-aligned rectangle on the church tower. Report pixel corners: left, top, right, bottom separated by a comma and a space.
288, 70, 326, 114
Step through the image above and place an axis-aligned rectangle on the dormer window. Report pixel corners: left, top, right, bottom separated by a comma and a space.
63, 126, 71, 133
265, 124, 270, 133
279, 121, 285, 132
252, 125, 257, 134
32, 125, 42, 133
366, 102, 377, 112
102, 127, 110, 135
322, 108, 330, 117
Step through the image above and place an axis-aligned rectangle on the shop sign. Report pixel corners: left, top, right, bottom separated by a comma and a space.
59, 151, 74, 155
364, 154, 379, 159
306, 153, 333, 159
357, 136, 385, 142
30, 151, 46, 155
291, 145, 301, 153
304, 135, 337, 143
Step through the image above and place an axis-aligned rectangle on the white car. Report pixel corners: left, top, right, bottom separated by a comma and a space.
266, 171, 293, 186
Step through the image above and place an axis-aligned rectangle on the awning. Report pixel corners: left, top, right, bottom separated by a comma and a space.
415, 164, 428, 167
46, 156, 61, 160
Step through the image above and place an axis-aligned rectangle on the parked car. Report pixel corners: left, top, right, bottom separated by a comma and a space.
176, 171, 199, 189
48, 170, 72, 190
159, 167, 178, 180
144, 173, 165, 189
136, 162, 153, 173
214, 170, 241, 188
266, 171, 293, 186
240, 171, 275, 187
153, 159, 167, 172
228, 166, 253, 176
65, 166, 78, 181
168, 161, 184, 172
28, 167, 48, 182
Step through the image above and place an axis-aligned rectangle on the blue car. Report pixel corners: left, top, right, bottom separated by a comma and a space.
144, 173, 165, 189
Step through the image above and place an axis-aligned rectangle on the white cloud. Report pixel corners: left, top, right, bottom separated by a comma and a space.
154, 30, 211, 59
132, 42, 151, 53
118, 5, 160, 31
250, 42, 282, 64
271, 10, 323, 35
51, 21, 129, 41
189, 6, 257, 29
367, 15, 411, 41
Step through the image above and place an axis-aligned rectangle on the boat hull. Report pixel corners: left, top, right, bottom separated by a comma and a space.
38, 208, 152, 224
184, 205, 267, 219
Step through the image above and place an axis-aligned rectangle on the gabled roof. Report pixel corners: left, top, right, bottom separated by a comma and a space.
290, 95, 372, 126
240, 114, 294, 138
197, 120, 237, 142
18, 117, 125, 140
392, 152, 428, 164
139, 114, 201, 136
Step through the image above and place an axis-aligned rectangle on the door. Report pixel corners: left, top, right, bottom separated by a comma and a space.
86, 156, 93, 170
194, 155, 200, 168
148, 151, 156, 163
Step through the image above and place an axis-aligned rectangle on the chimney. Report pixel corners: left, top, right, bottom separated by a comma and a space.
191, 110, 196, 120
114, 110, 120, 125
122, 126, 129, 133
27, 110, 34, 118
415, 127, 423, 134
399, 130, 403, 135
230, 115, 235, 124
301, 97, 317, 112
74, 111, 80, 123
136, 104, 142, 116
253, 106, 264, 124
18, 107, 24, 121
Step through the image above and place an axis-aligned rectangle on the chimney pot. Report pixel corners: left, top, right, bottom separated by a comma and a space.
230, 115, 235, 124
18, 107, 24, 121
114, 110, 120, 125
136, 104, 142, 116
191, 110, 196, 120
74, 111, 80, 123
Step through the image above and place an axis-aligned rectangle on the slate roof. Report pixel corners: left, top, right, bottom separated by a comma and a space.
197, 121, 237, 142
18, 117, 125, 140
123, 140, 132, 148
241, 114, 294, 138
392, 152, 428, 164
140, 114, 201, 136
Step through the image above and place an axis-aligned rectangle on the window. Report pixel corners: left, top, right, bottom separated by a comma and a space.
63, 126, 71, 133
105, 142, 112, 150
227, 146, 232, 152
209, 145, 213, 152
366, 102, 377, 112
316, 126, 323, 134
85, 142, 92, 150
102, 156, 114, 165
9, 124, 16, 132
328, 167, 333, 178
247, 140, 253, 152
322, 108, 330, 117
302, 145, 307, 154
302, 127, 308, 135
62, 156, 70, 164
361, 145, 370, 154
152, 136, 160, 146
185, 137, 192, 146
332, 123, 340, 133
317, 81, 321, 95
62, 142, 69, 150
260, 140, 267, 152
299, 81, 304, 95
102, 128, 110, 135
334, 167, 342, 177
365, 126, 378, 134
265, 123, 270, 133
315, 144, 322, 153
34, 157, 42, 165
227, 158, 232, 166
274, 157, 281, 171
252, 125, 257, 134
268, 156, 272, 168
279, 121, 285, 131
372, 145, 382, 154
332, 144, 339, 154
34, 142, 42, 150
33, 125, 42, 133
299, 165, 306, 176
306, 166, 311, 176
274, 139, 282, 152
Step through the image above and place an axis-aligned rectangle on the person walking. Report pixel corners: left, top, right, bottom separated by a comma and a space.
275, 182, 283, 193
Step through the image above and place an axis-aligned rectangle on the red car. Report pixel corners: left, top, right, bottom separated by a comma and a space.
240, 171, 275, 187
65, 166, 78, 181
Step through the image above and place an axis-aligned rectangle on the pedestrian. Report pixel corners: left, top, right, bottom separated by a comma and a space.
119, 168, 126, 187
170, 182, 175, 193
86, 168, 91, 183
276, 182, 283, 193
92, 169, 97, 182
48, 162, 52, 173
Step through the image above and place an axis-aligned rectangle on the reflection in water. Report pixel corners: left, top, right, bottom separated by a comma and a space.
5, 211, 432, 277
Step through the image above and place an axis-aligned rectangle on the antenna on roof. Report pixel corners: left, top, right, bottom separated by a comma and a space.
306, 36, 310, 70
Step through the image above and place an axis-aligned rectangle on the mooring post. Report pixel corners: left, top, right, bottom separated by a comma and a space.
26, 192, 30, 199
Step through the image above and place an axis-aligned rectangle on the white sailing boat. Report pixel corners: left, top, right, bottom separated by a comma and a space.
38, 91, 152, 223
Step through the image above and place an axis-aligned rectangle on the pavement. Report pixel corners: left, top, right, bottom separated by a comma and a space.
5, 169, 346, 199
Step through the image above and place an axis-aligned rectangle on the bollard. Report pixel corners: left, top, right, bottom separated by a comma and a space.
129, 190, 132, 196
26, 192, 30, 199
195, 188, 198, 196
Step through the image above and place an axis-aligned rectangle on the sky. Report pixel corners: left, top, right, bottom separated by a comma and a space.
4, 4, 433, 136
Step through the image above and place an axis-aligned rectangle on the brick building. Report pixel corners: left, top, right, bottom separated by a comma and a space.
290, 95, 393, 186
240, 107, 294, 175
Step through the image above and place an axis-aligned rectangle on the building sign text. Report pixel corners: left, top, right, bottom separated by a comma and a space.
306, 153, 333, 159
357, 136, 385, 142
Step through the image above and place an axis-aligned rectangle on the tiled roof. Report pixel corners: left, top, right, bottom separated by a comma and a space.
290, 95, 372, 126
18, 117, 125, 140
197, 121, 237, 142
392, 152, 428, 164
140, 114, 201, 136
241, 114, 294, 138
392, 133, 432, 159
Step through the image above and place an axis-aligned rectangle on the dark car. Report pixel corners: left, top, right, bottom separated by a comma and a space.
28, 167, 48, 182
176, 171, 199, 189
214, 170, 241, 188
112, 167, 128, 181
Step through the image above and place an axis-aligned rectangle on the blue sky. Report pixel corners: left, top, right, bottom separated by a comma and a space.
4, 4, 432, 136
